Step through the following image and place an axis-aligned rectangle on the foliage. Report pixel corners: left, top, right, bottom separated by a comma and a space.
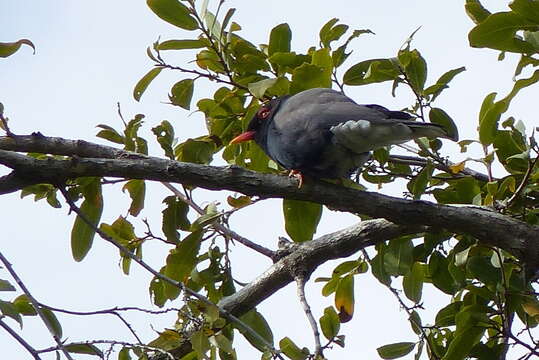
1, 1, 538, 360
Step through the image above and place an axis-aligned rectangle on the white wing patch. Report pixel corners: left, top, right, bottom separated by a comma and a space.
330, 119, 414, 153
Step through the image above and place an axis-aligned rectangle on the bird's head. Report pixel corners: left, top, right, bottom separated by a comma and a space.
230, 97, 285, 145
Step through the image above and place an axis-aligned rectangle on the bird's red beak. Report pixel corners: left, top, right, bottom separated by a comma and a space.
230, 130, 256, 144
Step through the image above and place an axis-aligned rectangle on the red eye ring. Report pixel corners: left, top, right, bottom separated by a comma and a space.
258, 107, 270, 119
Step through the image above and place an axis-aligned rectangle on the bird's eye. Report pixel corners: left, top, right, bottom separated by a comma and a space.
257, 107, 270, 119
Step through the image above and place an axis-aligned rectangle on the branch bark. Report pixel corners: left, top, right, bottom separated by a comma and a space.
0, 135, 537, 272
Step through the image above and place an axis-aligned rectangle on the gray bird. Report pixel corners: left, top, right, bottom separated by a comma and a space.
231, 88, 456, 184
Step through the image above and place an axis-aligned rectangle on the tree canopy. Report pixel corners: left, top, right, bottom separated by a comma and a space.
1, 1, 538, 360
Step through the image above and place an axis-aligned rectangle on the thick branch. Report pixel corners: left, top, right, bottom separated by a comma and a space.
218, 219, 423, 316
0, 144, 536, 271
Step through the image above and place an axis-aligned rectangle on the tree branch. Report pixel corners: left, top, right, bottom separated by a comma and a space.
0, 136, 536, 272
218, 219, 425, 316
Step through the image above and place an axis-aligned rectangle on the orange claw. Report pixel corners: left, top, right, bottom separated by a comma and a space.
288, 169, 304, 188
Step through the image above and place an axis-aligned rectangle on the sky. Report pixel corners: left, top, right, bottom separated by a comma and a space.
1, 1, 536, 359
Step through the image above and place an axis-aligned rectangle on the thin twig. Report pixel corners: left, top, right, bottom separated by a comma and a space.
295, 274, 322, 357
0, 251, 75, 360
384, 284, 439, 360
161, 182, 276, 258
38, 340, 174, 360
505, 155, 539, 208
37, 303, 144, 344
0, 318, 42, 360
186, 0, 237, 87
57, 185, 282, 358
0, 109, 15, 137
159, 64, 248, 91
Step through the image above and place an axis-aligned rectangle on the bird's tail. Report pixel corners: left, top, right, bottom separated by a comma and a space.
405, 121, 458, 142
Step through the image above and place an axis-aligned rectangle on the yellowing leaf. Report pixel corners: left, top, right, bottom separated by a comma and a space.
449, 161, 466, 174
334, 274, 354, 322
522, 300, 539, 319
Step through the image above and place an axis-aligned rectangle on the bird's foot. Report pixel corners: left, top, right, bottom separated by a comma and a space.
288, 169, 304, 188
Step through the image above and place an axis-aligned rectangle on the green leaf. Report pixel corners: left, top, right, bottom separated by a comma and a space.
335, 274, 355, 322
435, 301, 462, 327
279, 337, 308, 360
196, 49, 225, 73
118, 348, 131, 360
268, 52, 309, 74
466, 256, 502, 286
403, 262, 424, 303
133, 67, 163, 101
146, 0, 198, 31
0, 39, 35, 58
238, 310, 274, 352
409, 162, 434, 199
96, 124, 125, 144
65, 344, 103, 357
371, 251, 391, 286
510, 0, 539, 22
423, 67, 466, 101
429, 108, 459, 142
409, 311, 422, 335
465, 0, 491, 24
433, 177, 482, 204
442, 326, 484, 360
248, 78, 278, 99
343, 58, 399, 86
161, 196, 190, 243
320, 20, 349, 48
0, 279, 15, 291
176, 136, 216, 164
428, 251, 459, 294
210, 333, 234, 355
468, 11, 537, 53
290, 63, 331, 93
163, 230, 202, 299
319, 306, 340, 341
479, 70, 539, 145
268, 23, 292, 56
169, 79, 194, 110
399, 49, 427, 93
311, 47, 333, 84
204, 11, 223, 44
41, 308, 62, 337
122, 180, 146, 217
12, 295, 36, 316
152, 120, 175, 159
190, 330, 211, 358
221, 8, 236, 34
71, 178, 103, 262
283, 199, 322, 242
0, 300, 22, 327
377, 342, 416, 359
384, 238, 414, 276
157, 39, 206, 50
148, 329, 182, 350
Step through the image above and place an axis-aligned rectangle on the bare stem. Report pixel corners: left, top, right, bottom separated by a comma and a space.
505, 155, 539, 208
161, 182, 276, 259
37, 303, 143, 344
295, 274, 322, 357
0, 318, 42, 360
0, 251, 75, 360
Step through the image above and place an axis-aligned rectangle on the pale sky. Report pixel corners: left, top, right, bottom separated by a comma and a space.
1, 1, 535, 359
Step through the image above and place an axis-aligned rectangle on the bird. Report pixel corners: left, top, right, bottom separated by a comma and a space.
230, 88, 457, 186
